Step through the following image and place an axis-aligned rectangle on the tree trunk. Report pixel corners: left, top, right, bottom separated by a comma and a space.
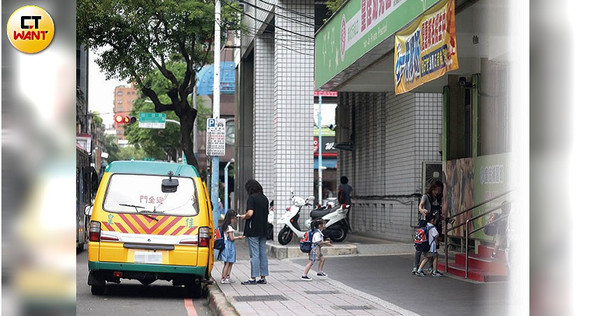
178, 103, 200, 172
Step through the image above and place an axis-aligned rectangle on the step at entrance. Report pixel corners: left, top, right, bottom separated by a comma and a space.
438, 244, 509, 282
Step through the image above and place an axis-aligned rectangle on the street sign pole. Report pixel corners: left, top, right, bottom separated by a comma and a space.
212, 0, 221, 235
318, 95, 323, 206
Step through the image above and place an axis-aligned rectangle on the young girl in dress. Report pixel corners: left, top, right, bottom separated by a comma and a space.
220, 210, 245, 284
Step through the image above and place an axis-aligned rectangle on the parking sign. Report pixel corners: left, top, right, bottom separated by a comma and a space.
206, 118, 226, 156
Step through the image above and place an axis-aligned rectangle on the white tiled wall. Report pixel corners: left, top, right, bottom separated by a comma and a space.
337, 91, 442, 242
253, 34, 276, 199
251, 0, 315, 235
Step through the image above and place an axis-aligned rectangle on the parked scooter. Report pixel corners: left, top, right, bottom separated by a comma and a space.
277, 192, 314, 245
305, 202, 351, 242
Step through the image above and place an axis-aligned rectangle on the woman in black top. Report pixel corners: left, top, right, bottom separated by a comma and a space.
239, 179, 270, 285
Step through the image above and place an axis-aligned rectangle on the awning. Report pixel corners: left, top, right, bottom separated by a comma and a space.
314, 158, 337, 170
196, 61, 235, 95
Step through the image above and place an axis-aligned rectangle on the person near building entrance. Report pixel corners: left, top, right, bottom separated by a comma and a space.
338, 176, 353, 231
239, 179, 270, 285
413, 181, 443, 274
415, 213, 443, 277
491, 201, 511, 260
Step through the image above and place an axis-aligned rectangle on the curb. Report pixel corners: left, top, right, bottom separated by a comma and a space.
207, 282, 239, 316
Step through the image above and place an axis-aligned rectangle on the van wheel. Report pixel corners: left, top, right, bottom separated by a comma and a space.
185, 284, 208, 298
91, 285, 106, 295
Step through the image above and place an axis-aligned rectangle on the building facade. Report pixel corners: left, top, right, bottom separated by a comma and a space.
315, 0, 518, 244
235, 0, 329, 234
113, 84, 138, 143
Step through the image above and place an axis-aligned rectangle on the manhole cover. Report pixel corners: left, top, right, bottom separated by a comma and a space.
233, 295, 288, 302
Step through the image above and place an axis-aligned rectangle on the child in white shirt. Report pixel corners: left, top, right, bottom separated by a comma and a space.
301, 220, 331, 280
415, 213, 443, 277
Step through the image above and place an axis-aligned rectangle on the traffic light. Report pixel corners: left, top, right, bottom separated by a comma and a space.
114, 115, 137, 124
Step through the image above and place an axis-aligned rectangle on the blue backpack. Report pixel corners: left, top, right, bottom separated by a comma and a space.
300, 229, 315, 253
414, 225, 433, 252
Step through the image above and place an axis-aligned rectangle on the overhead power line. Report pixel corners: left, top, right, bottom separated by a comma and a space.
225, 1, 315, 40
237, 0, 315, 28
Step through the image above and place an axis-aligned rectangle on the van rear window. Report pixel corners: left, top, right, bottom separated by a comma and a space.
103, 174, 199, 216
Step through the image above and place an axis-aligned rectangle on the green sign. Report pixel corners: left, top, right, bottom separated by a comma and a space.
138, 112, 166, 129
313, 127, 335, 137
315, 0, 438, 89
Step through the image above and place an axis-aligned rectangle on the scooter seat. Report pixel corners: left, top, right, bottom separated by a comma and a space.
310, 208, 333, 219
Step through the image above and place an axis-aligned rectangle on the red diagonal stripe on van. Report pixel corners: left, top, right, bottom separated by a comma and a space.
115, 222, 128, 233
119, 215, 142, 234
184, 226, 198, 235
129, 214, 172, 234
170, 226, 185, 236
103, 222, 115, 231
157, 217, 181, 235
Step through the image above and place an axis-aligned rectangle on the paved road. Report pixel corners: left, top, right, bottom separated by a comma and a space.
76, 248, 211, 316
291, 254, 509, 316
231, 234, 509, 316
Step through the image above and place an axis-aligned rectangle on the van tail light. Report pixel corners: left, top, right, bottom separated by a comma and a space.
198, 227, 210, 247
89, 221, 101, 242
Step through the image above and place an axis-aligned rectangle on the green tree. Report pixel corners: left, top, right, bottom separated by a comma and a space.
77, 0, 241, 171
126, 97, 181, 161
125, 64, 212, 163
104, 135, 120, 163
118, 145, 147, 161
326, 0, 345, 14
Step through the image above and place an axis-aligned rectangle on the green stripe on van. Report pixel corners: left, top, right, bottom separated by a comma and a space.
88, 261, 206, 276
105, 161, 199, 177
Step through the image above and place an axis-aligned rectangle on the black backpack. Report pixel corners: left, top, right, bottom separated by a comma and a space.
414, 225, 433, 252
300, 229, 316, 253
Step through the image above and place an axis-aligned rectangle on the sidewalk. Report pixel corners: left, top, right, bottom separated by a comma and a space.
208, 257, 419, 316
207, 235, 420, 316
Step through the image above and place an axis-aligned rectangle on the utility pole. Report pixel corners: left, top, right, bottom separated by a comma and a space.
211, 0, 221, 231
318, 95, 323, 206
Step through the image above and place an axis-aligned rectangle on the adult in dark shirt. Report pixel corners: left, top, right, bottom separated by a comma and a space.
240, 179, 269, 285
337, 176, 353, 206
338, 176, 353, 231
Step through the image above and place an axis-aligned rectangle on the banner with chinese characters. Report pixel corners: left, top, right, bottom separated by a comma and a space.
394, 0, 458, 94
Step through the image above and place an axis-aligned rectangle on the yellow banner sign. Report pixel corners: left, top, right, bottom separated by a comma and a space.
394, 0, 459, 94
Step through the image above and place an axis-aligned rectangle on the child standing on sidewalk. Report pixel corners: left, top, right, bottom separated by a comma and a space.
220, 210, 245, 284
415, 213, 443, 277
302, 220, 331, 280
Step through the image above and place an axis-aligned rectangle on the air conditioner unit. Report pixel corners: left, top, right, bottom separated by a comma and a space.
422, 161, 443, 194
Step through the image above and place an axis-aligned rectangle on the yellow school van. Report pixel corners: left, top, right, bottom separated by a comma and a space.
87, 161, 214, 296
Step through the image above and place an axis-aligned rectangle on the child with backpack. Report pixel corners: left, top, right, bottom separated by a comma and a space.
301, 220, 331, 280
220, 210, 245, 284
415, 213, 443, 277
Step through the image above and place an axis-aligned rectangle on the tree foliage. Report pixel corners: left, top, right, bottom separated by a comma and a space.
326, 0, 346, 14
77, 0, 241, 172
126, 100, 181, 161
